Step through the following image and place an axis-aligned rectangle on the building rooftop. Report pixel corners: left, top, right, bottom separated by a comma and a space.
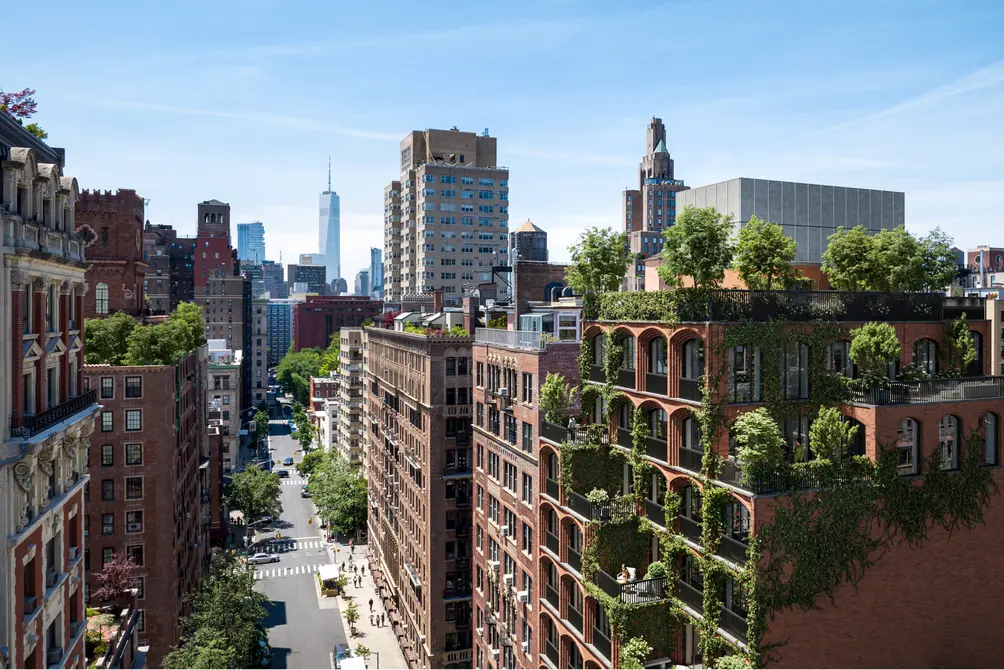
514, 219, 545, 233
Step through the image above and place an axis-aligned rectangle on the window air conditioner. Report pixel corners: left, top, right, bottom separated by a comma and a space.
503, 574, 514, 586
517, 590, 528, 603
521, 641, 529, 654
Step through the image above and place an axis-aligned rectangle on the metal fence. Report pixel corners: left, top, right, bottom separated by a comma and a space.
852, 376, 1004, 405
474, 328, 549, 351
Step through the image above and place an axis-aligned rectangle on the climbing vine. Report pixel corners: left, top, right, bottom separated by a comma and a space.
578, 337, 593, 388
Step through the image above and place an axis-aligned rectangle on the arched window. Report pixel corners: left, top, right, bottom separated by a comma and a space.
938, 414, 959, 471
95, 282, 109, 315
591, 394, 606, 424
781, 341, 810, 400
591, 333, 607, 366
648, 407, 668, 440
728, 345, 761, 402
844, 418, 866, 458
682, 415, 702, 452
546, 451, 559, 482
649, 337, 667, 374
617, 402, 632, 431
827, 340, 853, 378
620, 334, 636, 370
981, 412, 998, 465
912, 339, 939, 375
723, 500, 750, 544
682, 339, 705, 380
968, 331, 983, 376
567, 641, 584, 670
680, 485, 702, 522
897, 418, 919, 475
784, 415, 810, 462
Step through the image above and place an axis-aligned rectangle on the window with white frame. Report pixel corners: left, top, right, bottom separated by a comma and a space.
95, 282, 109, 315
897, 418, 919, 475
938, 414, 959, 470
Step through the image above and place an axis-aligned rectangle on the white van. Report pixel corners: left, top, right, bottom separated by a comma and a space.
338, 656, 367, 670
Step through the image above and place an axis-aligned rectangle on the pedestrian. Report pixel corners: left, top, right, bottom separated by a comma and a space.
353, 564, 358, 575
341, 562, 345, 572
369, 614, 374, 626
381, 613, 385, 626
369, 598, 374, 612
349, 539, 354, 553
361, 565, 366, 576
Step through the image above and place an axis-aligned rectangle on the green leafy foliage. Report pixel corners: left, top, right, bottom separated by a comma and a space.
308, 452, 368, 536
659, 206, 735, 289
808, 407, 859, 461
540, 372, 575, 424
83, 312, 137, 365
821, 225, 885, 291
849, 321, 901, 390
565, 226, 632, 295
163, 552, 270, 669
344, 599, 361, 636
620, 637, 653, 669
823, 225, 959, 292
85, 303, 207, 366
253, 410, 269, 445
715, 654, 753, 669
733, 215, 801, 289
225, 465, 282, 524
318, 334, 341, 377
276, 348, 323, 404
591, 291, 679, 322
297, 449, 327, 478
942, 314, 976, 376
731, 408, 784, 473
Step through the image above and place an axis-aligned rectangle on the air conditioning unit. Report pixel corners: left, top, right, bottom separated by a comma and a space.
499, 524, 509, 535
127, 523, 143, 532
503, 574, 514, 586
491, 649, 500, 660
517, 590, 529, 603
488, 559, 500, 572
419, 634, 426, 643
498, 387, 509, 398
487, 613, 497, 625
476, 627, 484, 637
69, 547, 79, 561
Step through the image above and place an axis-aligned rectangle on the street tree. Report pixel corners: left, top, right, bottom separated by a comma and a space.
92, 554, 138, 603
565, 226, 632, 295
733, 215, 800, 289
344, 600, 361, 636
276, 349, 323, 404
84, 312, 137, 365
659, 205, 735, 289
297, 449, 326, 478
253, 409, 269, 446
226, 465, 282, 524
296, 419, 317, 451
309, 453, 367, 536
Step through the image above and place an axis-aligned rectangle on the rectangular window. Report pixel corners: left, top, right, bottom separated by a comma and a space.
101, 412, 113, 432
522, 523, 533, 554
446, 357, 456, 376
100, 377, 114, 399
476, 362, 484, 387
522, 473, 533, 505
126, 511, 144, 533
101, 444, 114, 466
126, 477, 143, 500
125, 376, 142, 398
125, 410, 142, 431
102, 547, 114, 566
126, 444, 142, 465
102, 513, 114, 535
101, 479, 114, 501
522, 421, 532, 453
126, 544, 145, 567
458, 357, 468, 376
446, 388, 456, 406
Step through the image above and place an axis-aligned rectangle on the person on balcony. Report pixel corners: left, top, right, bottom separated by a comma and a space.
567, 415, 577, 440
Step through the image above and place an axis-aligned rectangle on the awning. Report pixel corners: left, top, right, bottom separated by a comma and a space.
318, 564, 341, 582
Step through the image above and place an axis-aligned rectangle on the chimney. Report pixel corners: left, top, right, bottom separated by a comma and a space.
432, 289, 443, 313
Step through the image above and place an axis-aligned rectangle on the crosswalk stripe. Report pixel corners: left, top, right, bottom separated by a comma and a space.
254, 563, 328, 580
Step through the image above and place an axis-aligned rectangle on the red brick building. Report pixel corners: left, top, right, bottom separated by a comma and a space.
293, 295, 383, 351
74, 189, 147, 319
538, 290, 1004, 669
83, 345, 211, 667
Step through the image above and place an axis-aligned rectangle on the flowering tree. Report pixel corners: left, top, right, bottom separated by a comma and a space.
0, 87, 47, 140
92, 554, 138, 603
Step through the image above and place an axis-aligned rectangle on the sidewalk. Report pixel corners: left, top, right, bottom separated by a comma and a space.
328, 541, 407, 670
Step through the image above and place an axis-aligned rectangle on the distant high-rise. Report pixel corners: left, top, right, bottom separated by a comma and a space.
320, 158, 341, 286
262, 260, 287, 298
354, 269, 370, 297
237, 221, 266, 264
384, 127, 509, 306
370, 247, 384, 298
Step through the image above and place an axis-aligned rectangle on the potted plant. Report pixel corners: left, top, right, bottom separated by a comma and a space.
849, 322, 901, 404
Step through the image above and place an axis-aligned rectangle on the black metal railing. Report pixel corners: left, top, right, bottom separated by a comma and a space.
545, 586, 560, 610
444, 462, 473, 476
616, 427, 632, 449
443, 585, 472, 599
645, 498, 665, 528
589, 365, 605, 383
720, 607, 748, 643
620, 576, 670, 604
717, 534, 749, 565
678, 515, 701, 543
646, 436, 668, 462
617, 368, 636, 390
567, 547, 582, 573
545, 478, 560, 500
717, 458, 743, 487
679, 447, 703, 473
546, 642, 561, 667
545, 532, 560, 556
677, 580, 704, 614
595, 569, 620, 599
852, 376, 1004, 405
679, 377, 703, 402
645, 373, 667, 396
566, 491, 593, 519
567, 607, 583, 633
592, 629, 612, 661
541, 420, 565, 444
13, 390, 97, 439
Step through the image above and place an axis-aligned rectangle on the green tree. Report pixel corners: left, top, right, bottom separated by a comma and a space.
225, 465, 281, 524
116, 302, 207, 366
564, 226, 632, 295
733, 215, 800, 289
319, 334, 341, 377
732, 408, 785, 473
808, 406, 859, 461
821, 225, 883, 291
355, 645, 373, 662
619, 637, 653, 669
24, 123, 47, 140
297, 449, 327, 478
540, 372, 575, 424
276, 349, 323, 404
344, 599, 361, 636
942, 314, 976, 376
253, 409, 269, 446
659, 205, 735, 289
296, 419, 317, 451
84, 312, 137, 365
849, 322, 901, 390
715, 655, 753, 669
172, 302, 209, 350
872, 226, 922, 292
309, 453, 367, 536
917, 227, 961, 291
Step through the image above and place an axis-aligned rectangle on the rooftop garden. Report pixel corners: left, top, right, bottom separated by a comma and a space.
84, 303, 206, 366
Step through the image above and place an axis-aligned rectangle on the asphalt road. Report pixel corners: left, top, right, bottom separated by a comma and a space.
255, 427, 347, 669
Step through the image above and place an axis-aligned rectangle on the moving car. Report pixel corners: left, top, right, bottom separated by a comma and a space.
282, 457, 294, 466
276, 469, 290, 478
246, 552, 280, 565
300, 485, 311, 498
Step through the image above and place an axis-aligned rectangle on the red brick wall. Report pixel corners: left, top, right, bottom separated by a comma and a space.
293, 296, 383, 351
194, 237, 232, 289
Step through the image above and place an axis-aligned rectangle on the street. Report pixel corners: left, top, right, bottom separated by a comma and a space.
253, 425, 348, 669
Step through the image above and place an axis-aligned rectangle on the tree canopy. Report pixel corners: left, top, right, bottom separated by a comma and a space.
225, 465, 281, 524
565, 226, 632, 295
84, 303, 207, 366
942, 314, 977, 376
849, 321, 901, 390
253, 409, 269, 445
276, 348, 323, 404
308, 452, 367, 536
164, 552, 270, 669
733, 215, 801, 289
732, 408, 785, 472
92, 553, 138, 603
822, 225, 959, 292
808, 407, 859, 461
1, 87, 47, 140
84, 312, 137, 365
659, 205, 735, 289
319, 333, 341, 377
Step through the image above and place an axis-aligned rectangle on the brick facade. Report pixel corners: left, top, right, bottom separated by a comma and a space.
293, 295, 383, 351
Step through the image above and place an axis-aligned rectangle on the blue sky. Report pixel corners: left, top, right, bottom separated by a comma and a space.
8, 0, 1004, 281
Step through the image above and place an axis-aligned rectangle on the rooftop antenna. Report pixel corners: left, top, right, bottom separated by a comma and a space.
327, 157, 331, 192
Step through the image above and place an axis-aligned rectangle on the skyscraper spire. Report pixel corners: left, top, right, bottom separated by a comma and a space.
327, 156, 331, 192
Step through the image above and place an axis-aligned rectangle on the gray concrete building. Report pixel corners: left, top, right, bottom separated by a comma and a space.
677, 178, 905, 264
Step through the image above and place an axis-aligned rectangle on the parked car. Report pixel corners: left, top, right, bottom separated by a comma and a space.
246, 552, 280, 565
276, 469, 290, 478
334, 643, 353, 668
282, 457, 294, 466
300, 485, 311, 498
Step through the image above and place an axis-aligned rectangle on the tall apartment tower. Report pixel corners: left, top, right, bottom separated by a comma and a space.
193, 200, 246, 353
622, 117, 688, 289
336, 329, 365, 465
384, 128, 510, 306
320, 162, 341, 287
237, 221, 266, 264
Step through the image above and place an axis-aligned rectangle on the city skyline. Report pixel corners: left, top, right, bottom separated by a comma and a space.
9, 0, 1002, 283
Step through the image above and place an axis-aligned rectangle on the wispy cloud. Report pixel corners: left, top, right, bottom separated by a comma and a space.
62, 96, 400, 141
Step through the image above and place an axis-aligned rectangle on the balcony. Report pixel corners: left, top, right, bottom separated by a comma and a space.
720, 606, 748, 643
616, 427, 632, 449
678, 515, 701, 543
679, 446, 704, 473
565, 490, 593, 520
545, 642, 561, 667
444, 462, 473, 477
589, 365, 605, 383
646, 436, 668, 462
679, 377, 702, 402
545, 585, 560, 610
592, 627, 612, 661
545, 531, 560, 556
443, 585, 472, 600
12, 389, 97, 439
851, 376, 1004, 405
46, 647, 63, 667
567, 546, 582, 573
566, 606, 583, 633
644, 498, 665, 528
545, 478, 560, 500
474, 328, 550, 351
677, 579, 704, 614
595, 570, 670, 604
540, 421, 608, 446
23, 596, 38, 619
645, 373, 667, 396
717, 534, 749, 565
617, 368, 636, 389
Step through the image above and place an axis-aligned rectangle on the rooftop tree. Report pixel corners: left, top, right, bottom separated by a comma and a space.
733, 215, 801, 289
91, 553, 138, 604
659, 205, 735, 289
849, 321, 901, 390
0, 87, 47, 140
565, 226, 632, 295
84, 312, 138, 365
821, 225, 883, 291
